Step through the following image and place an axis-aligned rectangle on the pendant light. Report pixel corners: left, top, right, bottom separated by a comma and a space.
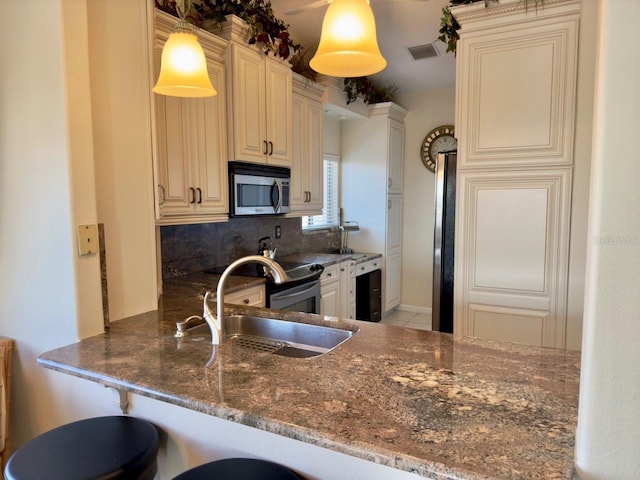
153, 0, 217, 98
310, 0, 387, 78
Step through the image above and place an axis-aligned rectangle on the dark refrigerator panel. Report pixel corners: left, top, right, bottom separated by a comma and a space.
432, 151, 457, 333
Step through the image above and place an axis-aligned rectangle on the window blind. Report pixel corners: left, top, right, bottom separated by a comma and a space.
302, 157, 339, 230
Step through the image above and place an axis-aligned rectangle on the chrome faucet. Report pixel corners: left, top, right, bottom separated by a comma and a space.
203, 255, 288, 345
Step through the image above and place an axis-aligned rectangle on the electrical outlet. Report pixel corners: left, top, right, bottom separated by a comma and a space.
77, 224, 99, 256
275, 225, 281, 239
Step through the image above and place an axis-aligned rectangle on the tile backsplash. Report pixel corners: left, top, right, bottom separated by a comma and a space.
161, 217, 340, 280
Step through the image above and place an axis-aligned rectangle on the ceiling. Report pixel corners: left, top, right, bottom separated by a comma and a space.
268, 0, 456, 95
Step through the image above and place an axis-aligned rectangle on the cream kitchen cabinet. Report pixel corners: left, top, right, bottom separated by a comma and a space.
340, 260, 356, 320
225, 42, 292, 167
289, 73, 324, 216
451, 0, 580, 348
153, 10, 228, 225
320, 263, 341, 317
342, 102, 407, 312
224, 284, 265, 308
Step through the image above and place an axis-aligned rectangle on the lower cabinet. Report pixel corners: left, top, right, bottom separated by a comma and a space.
340, 260, 356, 320
224, 284, 265, 308
320, 263, 341, 317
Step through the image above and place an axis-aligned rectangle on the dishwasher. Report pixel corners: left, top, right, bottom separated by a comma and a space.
355, 263, 382, 322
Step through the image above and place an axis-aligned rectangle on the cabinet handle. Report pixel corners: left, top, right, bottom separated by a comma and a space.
158, 185, 166, 205
263, 140, 268, 155
388, 199, 392, 209
189, 187, 196, 204
197, 187, 202, 204
268, 141, 273, 155
388, 177, 392, 188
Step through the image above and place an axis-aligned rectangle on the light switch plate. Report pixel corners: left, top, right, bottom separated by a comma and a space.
77, 224, 99, 256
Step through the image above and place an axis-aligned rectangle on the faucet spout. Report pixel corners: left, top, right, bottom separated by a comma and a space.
203, 255, 288, 345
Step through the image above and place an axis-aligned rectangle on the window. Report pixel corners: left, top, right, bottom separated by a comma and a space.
302, 155, 339, 230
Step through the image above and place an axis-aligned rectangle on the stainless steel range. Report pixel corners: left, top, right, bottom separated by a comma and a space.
205, 261, 324, 314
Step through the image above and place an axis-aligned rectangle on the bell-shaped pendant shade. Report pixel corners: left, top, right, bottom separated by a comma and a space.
310, 0, 387, 78
153, 27, 217, 98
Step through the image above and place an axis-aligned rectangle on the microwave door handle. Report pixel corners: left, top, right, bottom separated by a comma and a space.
271, 179, 282, 212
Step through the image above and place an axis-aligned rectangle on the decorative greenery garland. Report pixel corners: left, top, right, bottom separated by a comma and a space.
439, 0, 545, 55
155, 0, 301, 61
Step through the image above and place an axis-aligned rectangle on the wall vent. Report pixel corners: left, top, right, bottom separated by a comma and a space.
408, 43, 439, 60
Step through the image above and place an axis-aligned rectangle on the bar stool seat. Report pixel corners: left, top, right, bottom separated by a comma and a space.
4, 416, 159, 480
173, 458, 303, 480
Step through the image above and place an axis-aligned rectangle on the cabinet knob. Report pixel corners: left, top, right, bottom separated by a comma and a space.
243, 298, 250, 304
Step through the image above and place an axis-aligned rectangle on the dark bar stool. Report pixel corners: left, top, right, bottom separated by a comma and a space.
4, 416, 159, 480
173, 458, 303, 480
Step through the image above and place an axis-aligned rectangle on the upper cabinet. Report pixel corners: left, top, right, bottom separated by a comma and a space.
225, 43, 293, 167
387, 118, 405, 194
152, 10, 229, 225
289, 73, 324, 216
454, 0, 580, 170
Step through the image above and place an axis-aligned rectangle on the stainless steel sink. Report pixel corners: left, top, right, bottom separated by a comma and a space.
184, 315, 356, 358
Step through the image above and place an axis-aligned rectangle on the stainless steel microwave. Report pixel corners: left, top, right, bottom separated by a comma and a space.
229, 161, 290, 216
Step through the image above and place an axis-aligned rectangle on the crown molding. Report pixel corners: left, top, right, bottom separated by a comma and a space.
452, 0, 581, 30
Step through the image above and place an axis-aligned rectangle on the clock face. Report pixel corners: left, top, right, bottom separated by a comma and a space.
421, 125, 456, 173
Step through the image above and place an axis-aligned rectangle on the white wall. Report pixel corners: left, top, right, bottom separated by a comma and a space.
564, 0, 598, 351
88, 0, 159, 320
575, 0, 640, 477
0, 0, 113, 449
395, 89, 456, 311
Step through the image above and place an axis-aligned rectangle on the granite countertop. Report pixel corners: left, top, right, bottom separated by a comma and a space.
281, 252, 381, 267
38, 279, 580, 480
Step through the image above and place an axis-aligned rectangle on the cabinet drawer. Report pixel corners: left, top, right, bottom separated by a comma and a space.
355, 258, 381, 277
320, 263, 340, 285
224, 285, 265, 307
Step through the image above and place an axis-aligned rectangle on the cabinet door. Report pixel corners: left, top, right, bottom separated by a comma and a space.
387, 119, 404, 194
321, 280, 341, 317
154, 48, 195, 217
192, 59, 228, 215
306, 99, 324, 211
289, 93, 306, 210
289, 94, 323, 216
230, 45, 267, 164
340, 261, 356, 320
385, 195, 403, 311
264, 58, 292, 167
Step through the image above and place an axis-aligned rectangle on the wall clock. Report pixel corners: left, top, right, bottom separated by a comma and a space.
421, 125, 457, 172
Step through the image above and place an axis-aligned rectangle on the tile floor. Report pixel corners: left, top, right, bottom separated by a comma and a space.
381, 309, 432, 331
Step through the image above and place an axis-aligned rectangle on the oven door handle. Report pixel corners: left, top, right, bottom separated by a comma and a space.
270, 282, 318, 301
270, 179, 282, 213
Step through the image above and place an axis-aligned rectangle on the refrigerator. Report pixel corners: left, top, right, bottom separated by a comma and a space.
432, 151, 457, 333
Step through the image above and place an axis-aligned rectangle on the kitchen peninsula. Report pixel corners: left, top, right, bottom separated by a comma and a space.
38, 274, 580, 480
